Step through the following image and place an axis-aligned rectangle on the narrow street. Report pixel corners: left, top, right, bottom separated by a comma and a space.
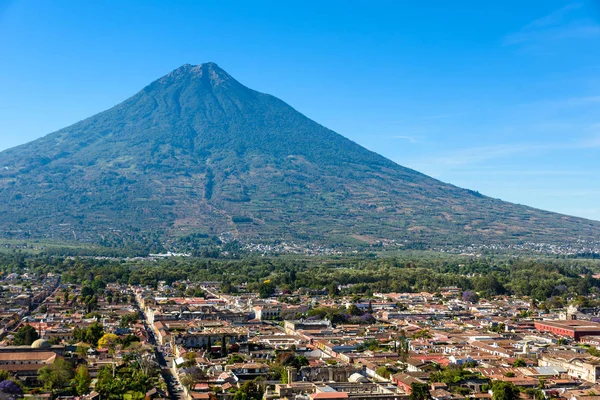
9, 275, 61, 337
134, 294, 186, 400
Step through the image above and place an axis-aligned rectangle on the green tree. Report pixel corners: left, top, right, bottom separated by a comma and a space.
535, 390, 545, 400
430, 365, 476, 387
258, 280, 276, 298
348, 304, 362, 316
410, 382, 433, 400
81, 286, 94, 298
73, 365, 92, 395
37, 358, 74, 392
13, 324, 39, 346
180, 366, 206, 389
412, 329, 432, 339
91, 277, 107, 291
76, 344, 90, 358
221, 280, 235, 294
376, 366, 394, 379
73, 326, 86, 343
119, 312, 139, 328
221, 334, 228, 356
85, 322, 104, 347
85, 295, 98, 313
183, 351, 198, 364
328, 283, 339, 298
233, 379, 264, 400
228, 354, 245, 365
120, 334, 141, 348
180, 374, 195, 390
492, 381, 521, 400
513, 359, 527, 367
474, 274, 506, 297
280, 367, 289, 384
95, 365, 121, 396
295, 355, 309, 367
397, 331, 409, 362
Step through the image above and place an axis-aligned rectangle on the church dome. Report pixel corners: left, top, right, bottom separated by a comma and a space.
31, 339, 51, 349
348, 373, 368, 383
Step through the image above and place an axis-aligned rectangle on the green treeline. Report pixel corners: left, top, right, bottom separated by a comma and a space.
1, 251, 599, 301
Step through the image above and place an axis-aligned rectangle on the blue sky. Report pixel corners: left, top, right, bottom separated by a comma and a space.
0, 0, 599, 220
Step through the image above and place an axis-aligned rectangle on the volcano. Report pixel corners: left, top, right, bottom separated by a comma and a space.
0, 62, 598, 248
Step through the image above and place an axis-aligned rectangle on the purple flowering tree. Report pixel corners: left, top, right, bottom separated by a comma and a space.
462, 291, 479, 303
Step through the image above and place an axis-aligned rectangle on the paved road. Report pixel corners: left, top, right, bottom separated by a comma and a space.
134, 296, 186, 400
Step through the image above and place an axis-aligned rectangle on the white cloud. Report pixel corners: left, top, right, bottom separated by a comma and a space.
523, 3, 582, 30
446, 168, 594, 177
504, 23, 600, 45
503, 3, 600, 45
391, 135, 421, 143
408, 142, 561, 168
580, 135, 600, 148
420, 113, 463, 121
401, 134, 599, 173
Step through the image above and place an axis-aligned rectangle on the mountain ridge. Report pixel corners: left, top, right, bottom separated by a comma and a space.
0, 62, 598, 249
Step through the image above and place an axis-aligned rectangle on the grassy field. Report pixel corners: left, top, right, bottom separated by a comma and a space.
0, 238, 104, 254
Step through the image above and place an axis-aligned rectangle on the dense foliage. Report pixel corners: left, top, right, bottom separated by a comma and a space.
12, 324, 39, 346
491, 381, 521, 400
1, 251, 599, 302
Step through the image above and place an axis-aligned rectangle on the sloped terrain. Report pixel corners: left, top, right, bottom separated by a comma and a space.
0, 63, 598, 247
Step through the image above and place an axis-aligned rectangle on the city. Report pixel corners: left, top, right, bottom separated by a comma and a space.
1, 267, 600, 400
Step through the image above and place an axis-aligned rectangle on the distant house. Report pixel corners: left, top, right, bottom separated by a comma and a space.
225, 362, 270, 380
391, 373, 427, 393
253, 305, 281, 320
535, 320, 600, 340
